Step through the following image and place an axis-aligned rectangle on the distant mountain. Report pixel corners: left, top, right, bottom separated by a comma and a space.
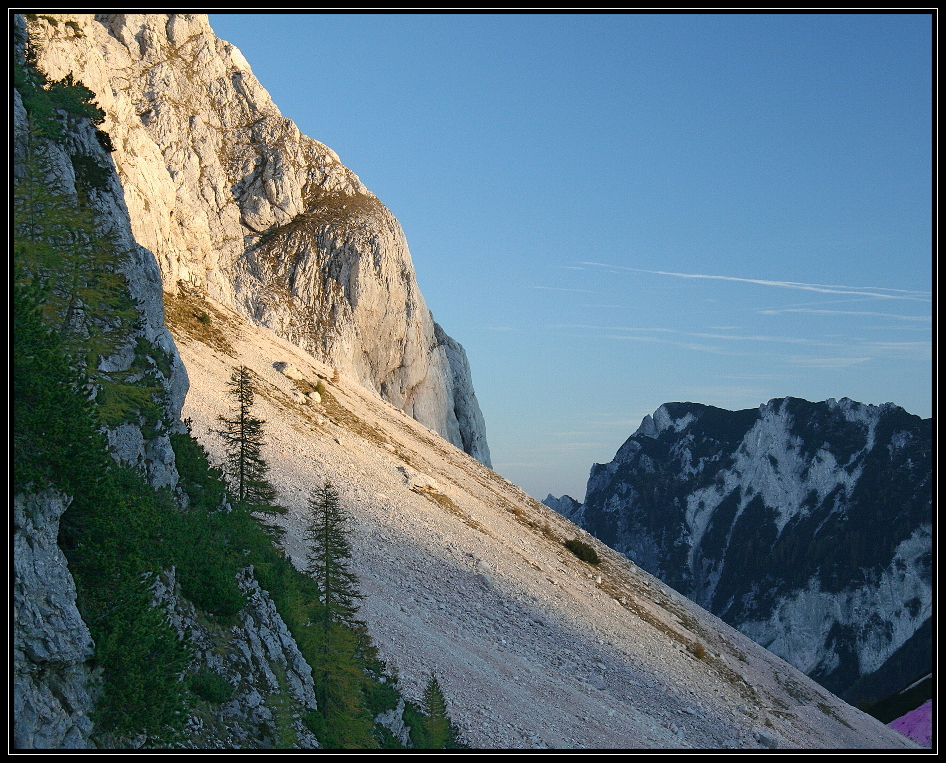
546, 397, 932, 710
14, 12, 920, 750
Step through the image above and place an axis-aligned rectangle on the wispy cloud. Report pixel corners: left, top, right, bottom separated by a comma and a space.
861, 341, 932, 357
528, 285, 599, 294
758, 308, 932, 322
548, 323, 849, 350
578, 262, 932, 302
785, 356, 872, 368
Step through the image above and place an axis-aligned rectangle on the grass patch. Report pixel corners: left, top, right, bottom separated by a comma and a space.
817, 702, 854, 729
189, 668, 235, 705
163, 289, 238, 356
266, 663, 302, 748
411, 485, 491, 536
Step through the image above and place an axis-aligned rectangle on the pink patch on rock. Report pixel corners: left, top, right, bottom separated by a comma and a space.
888, 699, 932, 747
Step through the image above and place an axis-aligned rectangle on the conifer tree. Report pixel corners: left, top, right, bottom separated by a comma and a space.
421, 673, 462, 749
217, 366, 277, 511
304, 482, 364, 634
303, 482, 375, 747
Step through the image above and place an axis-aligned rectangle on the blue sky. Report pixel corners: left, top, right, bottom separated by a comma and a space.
208, 13, 933, 501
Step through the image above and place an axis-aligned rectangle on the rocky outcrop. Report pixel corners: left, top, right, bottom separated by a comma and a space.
14, 14, 189, 490
13, 491, 96, 749
541, 493, 582, 522
24, 12, 490, 466
551, 397, 932, 708
149, 567, 321, 749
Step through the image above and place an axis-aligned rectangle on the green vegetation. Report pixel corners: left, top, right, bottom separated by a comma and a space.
14, 57, 168, 434
189, 669, 235, 705
420, 674, 464, 749
13, 44, 463, 750
217, 365, 279, 514
301, 482, 376, 747
564, 538, 601, 565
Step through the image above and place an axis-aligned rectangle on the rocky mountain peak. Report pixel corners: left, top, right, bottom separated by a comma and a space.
25, 12, 489, 466
549, 396, 931, 713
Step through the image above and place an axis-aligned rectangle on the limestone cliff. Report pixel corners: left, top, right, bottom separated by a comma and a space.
14, 17, 328, 745
13, 491, 96, 749
549, 398, 932, 710
24, 12, 490, 466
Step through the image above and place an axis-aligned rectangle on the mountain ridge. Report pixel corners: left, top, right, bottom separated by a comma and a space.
545, 396, 932, 715
24, 12, 490, 467
13, 13, 919, 749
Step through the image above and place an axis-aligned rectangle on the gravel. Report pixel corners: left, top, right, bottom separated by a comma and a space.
171, 299, 917, 750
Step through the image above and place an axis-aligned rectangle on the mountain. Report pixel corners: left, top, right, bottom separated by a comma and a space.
545, 398, 932, 713
13, 13, 918, 749
23, 12, 490, 467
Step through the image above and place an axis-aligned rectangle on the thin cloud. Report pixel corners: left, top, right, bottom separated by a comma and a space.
758, 308, 932, 322
529, 285, 599, 294
578, 262, 932, 302
861, 341, 932, 356
786, 356, 872, 368
549, 324, 846, 349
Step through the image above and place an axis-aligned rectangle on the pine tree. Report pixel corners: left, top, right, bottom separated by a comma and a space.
421, 673, 463, 749
217, 366, 278, 511
304, 482, 364, 634
13, 277, 109, 495
302, 482, 375, 747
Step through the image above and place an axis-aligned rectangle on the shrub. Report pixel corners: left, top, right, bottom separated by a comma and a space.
564, 538, 600, 565
189, 669, 235, 704
691, 641, 707, 660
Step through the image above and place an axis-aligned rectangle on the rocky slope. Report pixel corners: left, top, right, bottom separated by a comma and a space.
13, 12, 920, 749
24, 12, 490, 467
546, 399, 932, 713
164, 293, 916, 749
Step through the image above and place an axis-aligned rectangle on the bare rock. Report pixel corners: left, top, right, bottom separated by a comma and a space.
13, 491, 95, 749
26, 13, 490, 466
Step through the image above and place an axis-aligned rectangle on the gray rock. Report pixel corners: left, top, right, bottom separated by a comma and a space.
274, 362, 306, 381
151, 566, 320, 747
13, 491, 95, 749
27, 13, 489, 466
375, 698, 411, 747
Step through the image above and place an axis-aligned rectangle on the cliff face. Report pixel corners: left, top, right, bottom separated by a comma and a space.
14, 15, 330, 746
25, 12, 490, 466
548, 397, 932, 709
15, 14, 921, 750
13, 491, 96, 749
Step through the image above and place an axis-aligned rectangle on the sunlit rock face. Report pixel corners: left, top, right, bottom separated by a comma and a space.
550, 397, 931, 707
26, 13, 490, 466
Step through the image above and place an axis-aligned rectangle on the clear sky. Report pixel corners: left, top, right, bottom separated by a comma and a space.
208, 13, 933, 502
